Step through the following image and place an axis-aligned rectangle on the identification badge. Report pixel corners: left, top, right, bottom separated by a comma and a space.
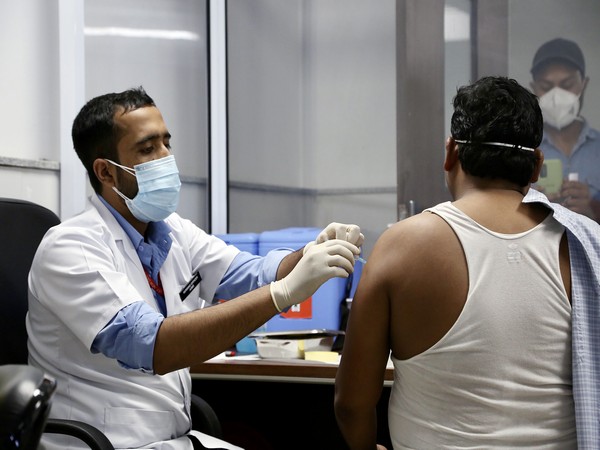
179, 271, 201, 301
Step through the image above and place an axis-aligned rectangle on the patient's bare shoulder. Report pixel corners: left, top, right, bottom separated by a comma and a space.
368, 210, 464, 290
375, 211, 457, 258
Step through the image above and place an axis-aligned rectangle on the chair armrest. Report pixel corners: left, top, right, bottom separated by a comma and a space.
44, 397, 220, 448
191, 393, 223, 439
44, 419, 114, 450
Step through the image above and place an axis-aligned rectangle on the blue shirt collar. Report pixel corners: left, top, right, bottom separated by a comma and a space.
541, 117, 594, 148
97, 194, 172, 272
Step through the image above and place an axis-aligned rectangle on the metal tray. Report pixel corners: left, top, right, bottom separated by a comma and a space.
248, 329, 344, 359
248, 329, 344, 340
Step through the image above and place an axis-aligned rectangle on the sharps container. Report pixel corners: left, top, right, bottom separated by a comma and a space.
258, 227, 348, 332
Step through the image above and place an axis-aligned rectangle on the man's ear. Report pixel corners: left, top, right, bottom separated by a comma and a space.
93, 158, 116, 189
444, 136, 459, 171
530, 148, 544, 183
582, 76, 590, 94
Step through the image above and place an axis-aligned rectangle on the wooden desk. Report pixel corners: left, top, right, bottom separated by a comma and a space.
191, 355, 394, 384
190, 356, 393, 450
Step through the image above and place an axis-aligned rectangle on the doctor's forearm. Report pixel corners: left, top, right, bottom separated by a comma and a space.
275, 247, 303, 279
152, 285, 277, 375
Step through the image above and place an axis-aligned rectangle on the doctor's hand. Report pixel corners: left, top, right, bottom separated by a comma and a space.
270, 239, 359, 312
304, 222, 364, 255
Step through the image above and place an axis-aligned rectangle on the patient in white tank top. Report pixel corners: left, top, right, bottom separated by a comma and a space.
335, 76, 586, 449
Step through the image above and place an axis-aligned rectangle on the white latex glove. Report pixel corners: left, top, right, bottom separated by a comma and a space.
303, 222, 364, 255
270, 239, 359, 312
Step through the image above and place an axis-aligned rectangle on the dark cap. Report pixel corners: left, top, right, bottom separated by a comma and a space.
531, 38, 585, 77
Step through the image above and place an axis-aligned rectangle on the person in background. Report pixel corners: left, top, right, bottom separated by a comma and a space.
335, 76, 600, 449
26, 86, 364, 450
529, 37, 600, 221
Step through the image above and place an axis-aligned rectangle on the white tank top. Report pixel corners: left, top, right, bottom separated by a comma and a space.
389, 201, 576, 449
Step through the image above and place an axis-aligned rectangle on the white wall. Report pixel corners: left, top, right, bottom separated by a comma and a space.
84, 0, 210, 228
0, 1, 61, 212
0, 0, 210, 224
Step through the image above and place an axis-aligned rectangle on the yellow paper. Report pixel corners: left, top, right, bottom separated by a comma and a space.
304, 351, 339, 363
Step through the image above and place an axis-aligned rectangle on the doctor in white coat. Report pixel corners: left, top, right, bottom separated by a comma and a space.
26, 86, 363, 450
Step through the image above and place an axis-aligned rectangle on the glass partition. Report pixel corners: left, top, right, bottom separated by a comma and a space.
226, 0, 397, 257
507, 0, 600, 220
80, 0, 600, 243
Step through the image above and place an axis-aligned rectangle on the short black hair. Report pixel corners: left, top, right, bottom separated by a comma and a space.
451, 76, 543, 187
71, 86, 155, 193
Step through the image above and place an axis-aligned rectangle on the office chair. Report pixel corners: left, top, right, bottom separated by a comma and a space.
0, 197, 114, 449
0, 197, 222, 448
0, 364, 56, 450
0, 364, 114, 450
0, 198, 61, 366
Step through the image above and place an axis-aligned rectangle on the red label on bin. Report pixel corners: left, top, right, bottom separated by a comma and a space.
280, 297, 312, 319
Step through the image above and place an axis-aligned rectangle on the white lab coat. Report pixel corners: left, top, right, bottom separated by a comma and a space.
27, 195, 241, 450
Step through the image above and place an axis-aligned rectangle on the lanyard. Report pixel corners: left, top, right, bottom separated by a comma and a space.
144, 268, 164, 298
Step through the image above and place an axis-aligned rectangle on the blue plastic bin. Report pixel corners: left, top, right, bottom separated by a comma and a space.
215, 232, 259, 255
258, 227, 348, 332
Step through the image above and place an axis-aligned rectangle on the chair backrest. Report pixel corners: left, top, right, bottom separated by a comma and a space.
0, 199, 117, 449
0, 198, 60, 365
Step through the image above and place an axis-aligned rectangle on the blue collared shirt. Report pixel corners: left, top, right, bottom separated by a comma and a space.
524, 188, 600, 449
536, 119, 600, 200
92, 196, 290, 371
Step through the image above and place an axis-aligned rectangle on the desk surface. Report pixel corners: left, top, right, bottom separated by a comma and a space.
191, 354, 394, 385
190, 355, 395, 448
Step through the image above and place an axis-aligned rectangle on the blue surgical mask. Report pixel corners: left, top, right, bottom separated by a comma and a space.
106, 155, 181, 223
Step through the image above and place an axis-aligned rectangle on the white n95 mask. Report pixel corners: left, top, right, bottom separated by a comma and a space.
107, 155, 181, 223
538, 87, 580, 130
